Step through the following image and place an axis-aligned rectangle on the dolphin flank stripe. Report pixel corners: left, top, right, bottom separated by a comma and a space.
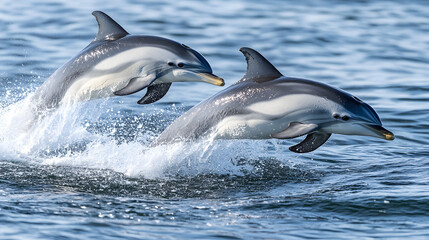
246, 94, 336, 118
94, 47, 180, 71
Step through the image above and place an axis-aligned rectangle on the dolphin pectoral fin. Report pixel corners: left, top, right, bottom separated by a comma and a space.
114, 74, 156, 96
92, 11, 129, 41
239, 47, 283, 83
137, 83, 172, 104
289, 132, 332, 153
271, 122, 319, 139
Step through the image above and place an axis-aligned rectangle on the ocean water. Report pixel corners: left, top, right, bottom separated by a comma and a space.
0, 0, 428, 239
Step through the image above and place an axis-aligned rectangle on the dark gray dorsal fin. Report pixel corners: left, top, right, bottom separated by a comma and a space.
239, 47, 283, 83
138, 83, 172, 104
92, 11, 129, 41
289, 132, 331, 153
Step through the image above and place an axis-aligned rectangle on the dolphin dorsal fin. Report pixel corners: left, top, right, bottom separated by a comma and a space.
239, 47, 283, 83
92, 11, 129, 41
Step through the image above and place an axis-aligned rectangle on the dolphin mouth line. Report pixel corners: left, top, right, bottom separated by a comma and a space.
359, 123, 395, 140
197, 73, 225, 86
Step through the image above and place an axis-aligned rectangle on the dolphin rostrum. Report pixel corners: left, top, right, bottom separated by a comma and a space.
32, 11, 224, 112
153, 47, 394, 153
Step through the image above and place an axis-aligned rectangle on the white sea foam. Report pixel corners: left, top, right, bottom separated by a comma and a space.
40, 138, 277, 179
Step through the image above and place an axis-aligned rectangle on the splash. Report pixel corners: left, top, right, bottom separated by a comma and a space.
0, 96, 97, 156
40, 137, 289, 179
0, 88, 293, 179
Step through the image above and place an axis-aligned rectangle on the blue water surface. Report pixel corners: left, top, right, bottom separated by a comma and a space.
0, 0, 428, 239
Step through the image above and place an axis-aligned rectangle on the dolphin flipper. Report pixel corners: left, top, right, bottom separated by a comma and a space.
137, 83, 172, 104
239, 47, 283, 83
92, 11, 129, 41
114, 74, 156, 96
289, 132, 331, 153
271, 122, 319, 139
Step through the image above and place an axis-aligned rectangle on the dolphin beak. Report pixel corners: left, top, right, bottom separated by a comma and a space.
360, 124, 395, 140
196, 73, 225, 86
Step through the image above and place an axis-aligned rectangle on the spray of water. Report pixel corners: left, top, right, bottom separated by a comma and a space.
0, 85, 294, 179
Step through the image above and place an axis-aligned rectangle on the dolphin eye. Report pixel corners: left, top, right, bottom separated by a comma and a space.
168, 62, 175, 66
342, 115, 350, 121
333, 114, 340, 119
177, 63, 184, 68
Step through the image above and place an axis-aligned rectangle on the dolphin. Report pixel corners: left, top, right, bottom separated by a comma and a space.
153, 47, 394, 153
31, 11, 224, 112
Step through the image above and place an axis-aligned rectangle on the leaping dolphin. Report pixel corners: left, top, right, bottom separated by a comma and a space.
32, 11, 224, 111
153, 47, 394, 153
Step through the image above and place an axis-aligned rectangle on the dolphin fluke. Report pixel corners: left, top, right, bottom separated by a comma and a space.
92, 11, 129, 41
239, 47, 283, 83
